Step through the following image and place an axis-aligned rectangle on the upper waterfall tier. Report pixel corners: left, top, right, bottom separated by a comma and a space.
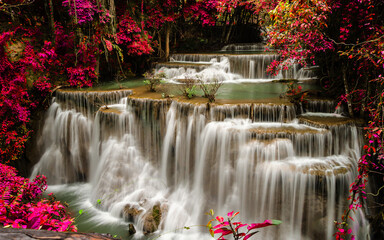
165, 53, 280, 80
156, 53, 317, 82
220, 43, 271, 52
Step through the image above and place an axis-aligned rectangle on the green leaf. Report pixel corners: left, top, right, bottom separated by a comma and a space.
209, 209, 214, 216
79, 209, 84, 215
209, 229, 214, 237
97, 199, 102, 204
270, 220, 282, 225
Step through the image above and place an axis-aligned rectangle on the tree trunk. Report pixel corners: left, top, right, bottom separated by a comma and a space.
158, 31, 163, 59
108, 0, 117, 35
225, 23, 233, 43
165, 23, 170, 61
342, 63, 354, 117
48, 0, 55, 36
95, 54, 100, 82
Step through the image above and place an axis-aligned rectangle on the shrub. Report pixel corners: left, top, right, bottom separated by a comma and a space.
143, 71, 165, 92
0, 163, 76, 232
179, 78, 199, 99
200, 78, 223, 103
285, 81, 307, 103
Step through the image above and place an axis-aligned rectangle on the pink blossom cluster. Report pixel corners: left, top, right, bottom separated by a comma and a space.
0, 163, 76, 231
266, 0, 332, 75
117, 12, 153, 56
62, 0, 97, 24
183, 0, 218, 26
0, 28, 58, 162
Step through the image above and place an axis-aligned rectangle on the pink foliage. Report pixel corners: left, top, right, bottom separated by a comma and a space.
62, 0, 97, 24
0, 27, 58, 162
184, 0, 218, 26
266, 0, 332, 74
117, 12, 153, 56
0, 163, 76, 231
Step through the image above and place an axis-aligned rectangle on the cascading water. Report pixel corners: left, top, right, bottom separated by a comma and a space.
220, 43, 270, 52
31, 87, 368, 239
156, 44, 317, 82
30, 45, 368, 239
158, 54, 281, 82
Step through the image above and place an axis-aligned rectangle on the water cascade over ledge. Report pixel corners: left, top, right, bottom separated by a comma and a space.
30, 87, 369, 239
156, 44, 317, 82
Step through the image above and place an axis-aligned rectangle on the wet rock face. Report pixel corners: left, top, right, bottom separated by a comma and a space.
128, 223, 136, 235
143, 204, 162, 234
124, 204, 143, 222
123, 203, 166, 235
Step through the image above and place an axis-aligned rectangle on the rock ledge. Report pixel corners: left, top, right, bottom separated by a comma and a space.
0, 228, 118, 240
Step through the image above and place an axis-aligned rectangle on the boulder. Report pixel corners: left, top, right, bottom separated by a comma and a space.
143, 204, 162, 234
123, 204, 143, 222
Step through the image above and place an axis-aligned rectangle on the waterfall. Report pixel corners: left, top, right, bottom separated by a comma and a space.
220, 43, 269, 52
31, 87, 368, 239
157, 44, 317, 82
160, 54, 280, 82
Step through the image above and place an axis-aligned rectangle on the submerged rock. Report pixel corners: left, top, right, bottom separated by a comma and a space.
128, 223, 136, 235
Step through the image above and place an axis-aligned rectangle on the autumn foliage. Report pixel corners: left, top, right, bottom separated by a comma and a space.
0, 163, 76, 231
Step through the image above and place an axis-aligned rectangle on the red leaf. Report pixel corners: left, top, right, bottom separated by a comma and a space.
227, 211, 239, 218
213, 221, 230, 229
247, 220, 282, 230
244, 231, 259, 240
213, 228, 232, 235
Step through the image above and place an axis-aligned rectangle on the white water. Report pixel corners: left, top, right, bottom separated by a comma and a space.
157, 49, 317, 82
220, 43, 270, 52
30, 87, 369, 239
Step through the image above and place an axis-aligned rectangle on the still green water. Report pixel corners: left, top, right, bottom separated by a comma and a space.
48, 184, 138, 240
77, 79, 319, 101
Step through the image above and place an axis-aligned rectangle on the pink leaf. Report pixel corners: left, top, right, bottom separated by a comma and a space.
213, 228, 232, 234
244, 231, 259, 240
227, 211, 239, 218
213, 221, 230, 229
216, 216, 224, 223
247, 220, 282, 230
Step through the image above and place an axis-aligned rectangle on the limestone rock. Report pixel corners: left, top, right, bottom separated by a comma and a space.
128, 223, 136, 235
123, 204, 143, 222
143, 204, 162, 234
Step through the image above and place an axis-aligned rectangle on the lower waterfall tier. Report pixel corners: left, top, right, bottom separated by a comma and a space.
30, 90, 367, 240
